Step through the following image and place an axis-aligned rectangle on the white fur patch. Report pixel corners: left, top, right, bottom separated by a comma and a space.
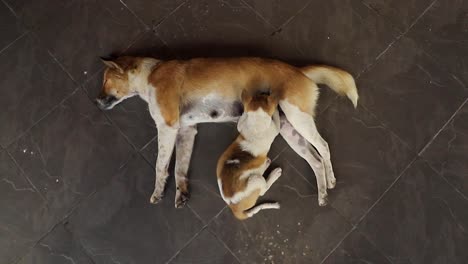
237, 109, 272, 138
226, 159, 240, 164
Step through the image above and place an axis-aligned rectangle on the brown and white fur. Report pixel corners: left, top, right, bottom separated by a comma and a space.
217, 90, 282, 220
96, 56, 358, 208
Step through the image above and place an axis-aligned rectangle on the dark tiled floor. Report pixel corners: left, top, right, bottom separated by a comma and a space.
0, 0, 467, 263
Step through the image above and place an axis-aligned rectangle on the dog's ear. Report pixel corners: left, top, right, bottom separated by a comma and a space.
100, 57, 124, 73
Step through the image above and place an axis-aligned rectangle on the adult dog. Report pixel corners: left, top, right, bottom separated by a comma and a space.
96, 56, 358, 208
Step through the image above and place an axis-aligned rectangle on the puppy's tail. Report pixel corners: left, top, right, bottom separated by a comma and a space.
233, 202, 280, 220
301, 65, 358, 108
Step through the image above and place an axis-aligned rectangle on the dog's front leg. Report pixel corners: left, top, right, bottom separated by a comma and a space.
150, 124, 179, 204
174, 125, 198, 208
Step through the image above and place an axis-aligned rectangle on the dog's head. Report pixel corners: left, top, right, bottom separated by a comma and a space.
237, 89, 279, 138
96, 57, 138, 110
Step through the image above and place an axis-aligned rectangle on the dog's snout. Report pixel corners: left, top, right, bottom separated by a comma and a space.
95, 94, 117, 110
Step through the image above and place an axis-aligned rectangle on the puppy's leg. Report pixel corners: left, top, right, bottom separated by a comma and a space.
279, 115, 329, 206
259, 168, 282, 196
150, 124, 178, 204
174, 125, 198, 208
245, 203, 280, 218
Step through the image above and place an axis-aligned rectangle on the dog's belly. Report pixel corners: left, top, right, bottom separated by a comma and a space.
180, 98, 244, 126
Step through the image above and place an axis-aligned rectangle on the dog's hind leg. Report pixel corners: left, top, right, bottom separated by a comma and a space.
279, 100, 336, 193
279, 115, 329, 206
150, 124, 178, 204
174, 125, 198, 208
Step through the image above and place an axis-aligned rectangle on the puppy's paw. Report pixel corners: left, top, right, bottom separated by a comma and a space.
269, 167, 282, 181
272, 202, 281, 209
150, 191, 163, 204
175, 191, 190, 208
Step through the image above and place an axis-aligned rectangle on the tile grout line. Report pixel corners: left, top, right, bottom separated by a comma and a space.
1, 0, 17, 17
239, 0, 274, 29
418, 97, 468, 156
320, 155, 419, 264
421, 157, 468, 202
319, 226, 357, 264
269, 0, 314, 35
355, 230, 395, 264
357, 156, 418, 225
152, 0, 189, 31
11, 154, 136, 264
360, 104, 415, 153
204, 207, 244, 264
164, 225, 210, 264
61, 220, 99, 264
5, 150, 49, 205
0, 30, 29, 55
4, 87, 81, 149
357, 0, 438, 79
118, 0, 150, 30
209, 228, 243, 264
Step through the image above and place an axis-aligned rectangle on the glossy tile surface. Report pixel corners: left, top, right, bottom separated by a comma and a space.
1, 0, 467, 263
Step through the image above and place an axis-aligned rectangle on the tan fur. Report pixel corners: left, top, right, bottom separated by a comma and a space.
230, 190, 262, 220
99, 57, 338, 126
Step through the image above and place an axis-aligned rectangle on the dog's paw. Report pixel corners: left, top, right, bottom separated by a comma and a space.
318, 191, 328, 207
327, 177, 336, 189
175, 191, 190, 208
150, 192, 163, 204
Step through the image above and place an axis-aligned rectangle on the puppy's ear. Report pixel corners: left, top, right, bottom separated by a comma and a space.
100, 57, 123, 73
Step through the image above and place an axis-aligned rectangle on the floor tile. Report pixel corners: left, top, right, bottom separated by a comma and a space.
155, 0, 303, 62
67, 155, 204, 264
323, 230, 391, 264
0, 151, 55, 264
359, 159, 468, 264
121, 0, 186, 27
362, 0, 434, 32
18, 223, 93, 264
284, 99, 414, 224
277, 0, 399, 75
122, 30, 175, 59
359, 36, 468, 152
421, 101, 468, 197
209, 161, 352, 264
242, 0, 311, 28
169, 229, 239, 264
407, 0, 468, 85
4, 0, 77, 29
84, 72, 156, 150
8, 89, 134, 219
33, 0, 146, 82
0, 1, 24, 51
0, 34, 75, 147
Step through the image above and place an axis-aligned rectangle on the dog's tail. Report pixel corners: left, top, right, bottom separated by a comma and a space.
301, 65, 358, 108
233, 202, 280, 220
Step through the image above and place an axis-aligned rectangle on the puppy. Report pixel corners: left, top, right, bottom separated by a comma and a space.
217, 90, 282, 220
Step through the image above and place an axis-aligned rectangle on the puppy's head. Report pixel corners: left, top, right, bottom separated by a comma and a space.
96, 57, 138, 110
237, 89, 279, 138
